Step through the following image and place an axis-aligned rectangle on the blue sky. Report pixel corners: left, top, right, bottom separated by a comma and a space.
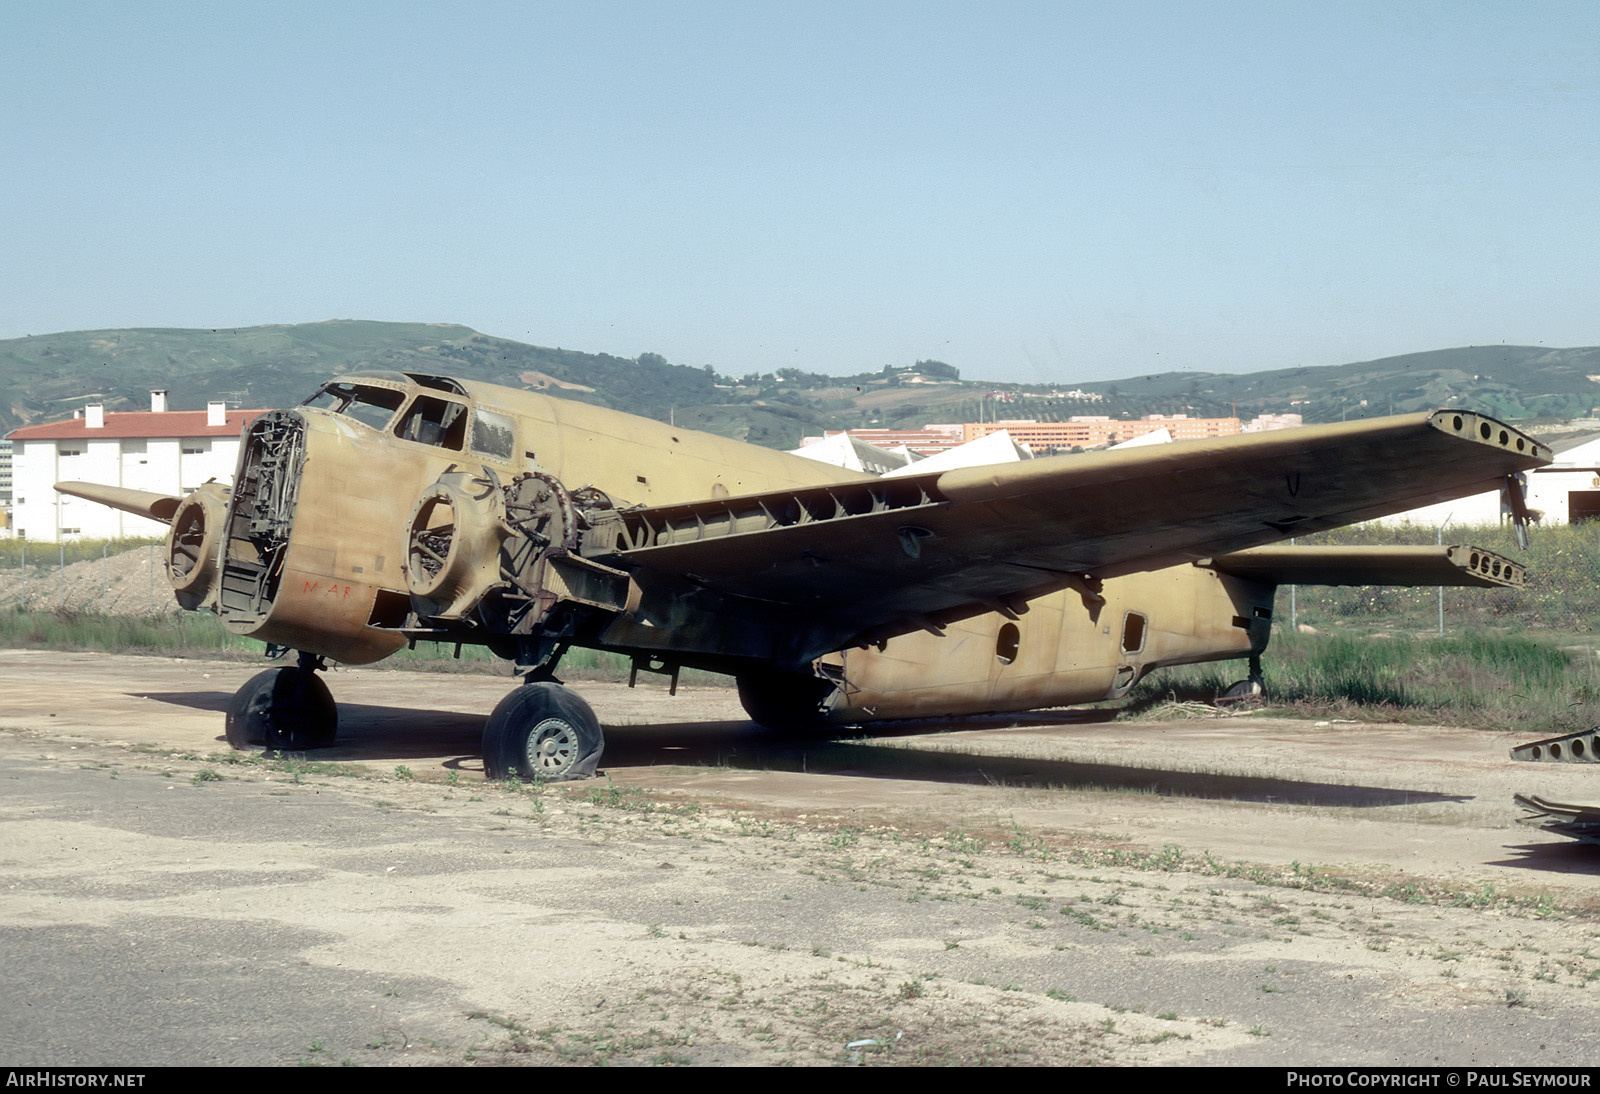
3, 1, 1597, 383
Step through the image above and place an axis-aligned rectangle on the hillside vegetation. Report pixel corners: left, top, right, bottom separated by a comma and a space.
6, 321, 1600, 449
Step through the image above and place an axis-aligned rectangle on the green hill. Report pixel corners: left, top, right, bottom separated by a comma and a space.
1060, 345, 1600, 424
4, 321, 1599, 450
0, 321, 722, 432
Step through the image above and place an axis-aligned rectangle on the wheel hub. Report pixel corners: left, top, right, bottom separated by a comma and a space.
526, 718, 577, 773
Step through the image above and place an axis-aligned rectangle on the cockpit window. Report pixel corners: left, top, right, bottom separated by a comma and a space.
302, 383, 406, 431
395, 395, 469, 450
471, 409, 515, 460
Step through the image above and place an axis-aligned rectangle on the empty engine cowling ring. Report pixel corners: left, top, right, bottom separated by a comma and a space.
167, 485, 228, 611
404, 476, 506, 619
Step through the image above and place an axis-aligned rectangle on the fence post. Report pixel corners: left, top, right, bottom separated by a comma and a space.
1436, 519, 1453, 638
1288, 537, 1297, 632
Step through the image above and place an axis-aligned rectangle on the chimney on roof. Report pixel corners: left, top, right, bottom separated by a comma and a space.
151, 390, 168, 413
207, 401, 227, 427
85, 405, 104, 429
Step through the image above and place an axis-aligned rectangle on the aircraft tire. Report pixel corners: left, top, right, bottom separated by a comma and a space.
225, 667, 339, 751
1218, 677, 1265, 704
735, 671, 833, 731
482, 683, 604, 782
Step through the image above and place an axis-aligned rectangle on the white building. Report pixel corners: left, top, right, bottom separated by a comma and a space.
6, 393, 266, 542
1380, 433, 1600, 527
0, 439, 12, 532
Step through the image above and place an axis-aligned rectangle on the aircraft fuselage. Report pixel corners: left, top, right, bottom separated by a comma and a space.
202, 370, 1271, 724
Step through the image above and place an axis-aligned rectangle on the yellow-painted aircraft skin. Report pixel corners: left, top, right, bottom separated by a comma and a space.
57, 370, 1548, 779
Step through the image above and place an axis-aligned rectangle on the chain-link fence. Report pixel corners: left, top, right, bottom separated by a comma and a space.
0, 540, 177, 616
1284, 523, 1600, 639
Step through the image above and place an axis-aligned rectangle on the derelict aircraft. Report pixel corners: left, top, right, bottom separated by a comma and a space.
58, 371, 1551, 780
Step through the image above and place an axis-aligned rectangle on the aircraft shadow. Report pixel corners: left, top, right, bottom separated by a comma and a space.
1490, 841, 1600, 875
143, 692, 488, 763
602, 721, 1464, 808
141, 691, 1461, 808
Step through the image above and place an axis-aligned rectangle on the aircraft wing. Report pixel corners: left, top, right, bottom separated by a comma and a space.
55, 482, 184, 523
590, 409, 1547, 653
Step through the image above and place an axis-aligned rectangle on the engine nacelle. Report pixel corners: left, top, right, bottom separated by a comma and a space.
166, 482, 230, 611
403, 472, 510, 620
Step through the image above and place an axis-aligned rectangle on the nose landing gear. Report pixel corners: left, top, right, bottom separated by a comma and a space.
225, 651, 338, 751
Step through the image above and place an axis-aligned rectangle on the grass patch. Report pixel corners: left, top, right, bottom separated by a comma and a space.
0, 605, 724, 685
1131, 629, 1598, 735
0, 605, 261, 657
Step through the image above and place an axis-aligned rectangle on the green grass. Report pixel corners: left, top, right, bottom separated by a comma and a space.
0, 605, 721, 685
1132, 629, 1599, 734
1292, 521, 1600, 635
0, 605, 260, 656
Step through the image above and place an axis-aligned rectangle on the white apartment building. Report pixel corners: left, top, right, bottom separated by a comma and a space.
6, 392, 266, 542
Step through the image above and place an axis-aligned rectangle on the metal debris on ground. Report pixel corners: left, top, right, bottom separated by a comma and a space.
1514, 793, 1600, 846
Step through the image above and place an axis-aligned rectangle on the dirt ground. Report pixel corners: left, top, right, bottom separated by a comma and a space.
3, 648, 1599, 1067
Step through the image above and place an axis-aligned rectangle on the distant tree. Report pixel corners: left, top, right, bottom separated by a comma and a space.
637, 352, 668, 369
914, 359, 960, 380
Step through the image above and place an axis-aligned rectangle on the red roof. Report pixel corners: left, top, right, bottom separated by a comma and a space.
7, 409, 267, 441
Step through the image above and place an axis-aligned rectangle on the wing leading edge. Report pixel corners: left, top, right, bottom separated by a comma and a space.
587, 409, 1547, 655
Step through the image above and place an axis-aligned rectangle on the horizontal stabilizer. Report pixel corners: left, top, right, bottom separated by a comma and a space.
1510, 731, 1600, 763
55, 481, 184, 524
1205, 545, 1525, 588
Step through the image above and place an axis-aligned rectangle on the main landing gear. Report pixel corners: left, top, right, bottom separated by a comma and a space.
482, 682, 605, 782
222, 649, 604, 780
225, 651, 338, 750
